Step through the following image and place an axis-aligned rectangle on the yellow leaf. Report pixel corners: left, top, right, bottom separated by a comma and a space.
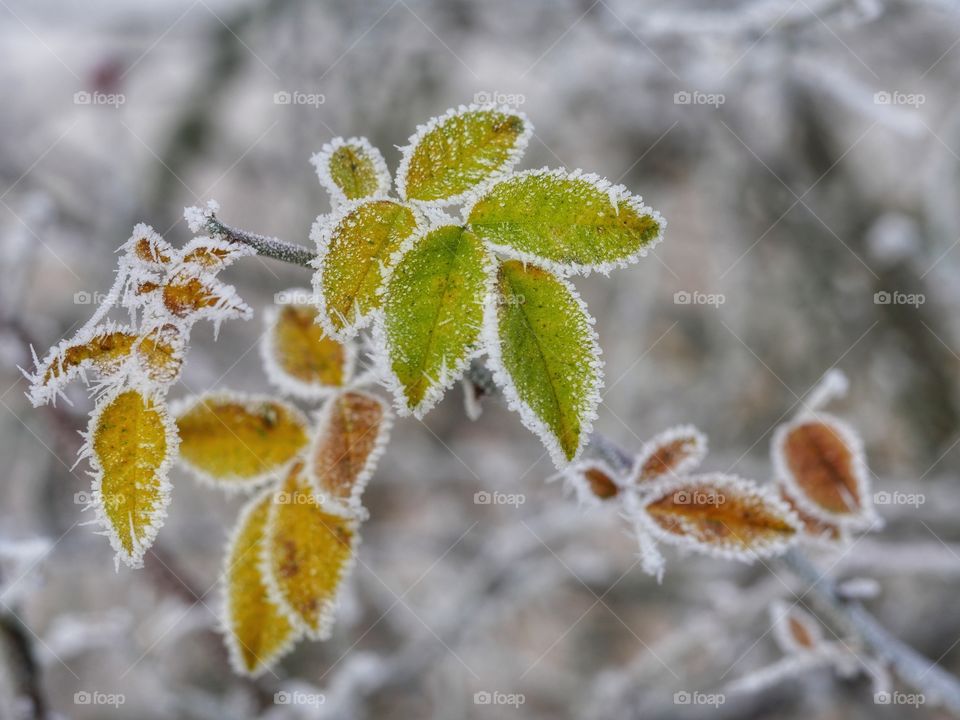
87, 388, 177, 568
179, 236, 252, 271
262, 295, 354, 400
312, 136, 391, 203
263, 462, 358, 638
174, 393, 309, 489
161, 272, 251, 321
638, 474, 800, 561
308, 390, 391, 513
223, 489, 300, 676
137, 323, 185, 384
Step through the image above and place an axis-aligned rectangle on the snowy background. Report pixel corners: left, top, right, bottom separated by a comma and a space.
2, 0, 960, 718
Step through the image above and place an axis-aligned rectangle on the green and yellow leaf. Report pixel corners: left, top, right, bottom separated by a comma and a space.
174, 393, 309, 489
86, 388, 177, 568
311, 199, 421, 339
223, 488, 300, 676
309, 390, 391, 513
263, 462, 358, 638
262, 293, 354, 400
487, 260, 602, 466
397, 104, 531, 204
380, 225, 492, 416
466, 169, 664, 275
311, 137, 391, 203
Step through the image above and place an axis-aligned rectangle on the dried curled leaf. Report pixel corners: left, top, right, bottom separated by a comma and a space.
630, 425, 707, 484
223, 489, 300, 676
466, 169, 664, 275
562, 459, 623, 505
397, 104, 532, 205
174, 393, 309, 490
263, 463, 359, 638
770, 601, 825, 654
308, 390, 392, 514
311, 137, 391, 204
379, 225, 492, 416
85, 388, 177, 568
772, 415, 875, 529
178, 236, 253, 271
636, 474, 800, 561
486, 260, 602, 467
261, 294, 354, 400
311, 199, 422, 339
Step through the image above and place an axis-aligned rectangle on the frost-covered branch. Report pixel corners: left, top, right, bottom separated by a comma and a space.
200, 212, 315, 269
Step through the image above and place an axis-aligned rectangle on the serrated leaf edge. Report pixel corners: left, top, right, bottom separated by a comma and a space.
310, 136, 392, 207
462, 167, 667, 277
395, 103, 534, 208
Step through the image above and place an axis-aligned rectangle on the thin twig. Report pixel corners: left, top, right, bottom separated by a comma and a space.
211, 215, 960, 714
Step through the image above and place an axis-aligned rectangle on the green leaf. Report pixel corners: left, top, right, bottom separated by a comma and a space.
397, 104, 532, 204
311, 137, 390, 203
311, 199, 422, 339
380, 224, 492, 416
487, 260, 602, 466
467, 169, 664, 275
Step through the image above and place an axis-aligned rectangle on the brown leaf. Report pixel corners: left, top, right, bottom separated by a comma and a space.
631, 425, 707, 484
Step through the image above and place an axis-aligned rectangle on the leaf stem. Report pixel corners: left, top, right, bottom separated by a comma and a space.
205, 215, 316, 268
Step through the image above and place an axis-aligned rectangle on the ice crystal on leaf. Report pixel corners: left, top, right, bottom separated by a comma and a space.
561, 459, 624, 505
311, 136, 391, 205
629, 425, 707, 484
223, 488, 300, 676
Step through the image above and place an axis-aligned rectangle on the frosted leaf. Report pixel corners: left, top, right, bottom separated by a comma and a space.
183, 200, 221, 234
223, 488, 301, 676
83, 387, 177, 569
770, 601, 826, 655
262, 461, 359, 639
779, 489, 845, 545
173, 392, 310, 491
396, 104, 532, 205
465, 168, 665, 276
311, 199, 422, 340
562, 459, 624, 505
377, 225, 493, 416
630, 425, 707, 484
633, 473, 801, 562
307, 390, 392, 516
311, 137, 391, 205
772, 414, 877, 530
484, 260, 602, 467
261, 291, 356, 401
178, 236, 254, 272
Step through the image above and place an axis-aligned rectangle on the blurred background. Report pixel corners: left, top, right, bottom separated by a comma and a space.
2, 0, 960, 717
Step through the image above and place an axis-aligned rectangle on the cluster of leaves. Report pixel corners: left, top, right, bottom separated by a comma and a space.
174, 292, 391, 675
562, 370, 878, 580
24, 224, 254, 568
309, 103, 665, 467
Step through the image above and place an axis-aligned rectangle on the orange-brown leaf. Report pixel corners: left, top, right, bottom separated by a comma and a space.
631, 425, 707, 484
